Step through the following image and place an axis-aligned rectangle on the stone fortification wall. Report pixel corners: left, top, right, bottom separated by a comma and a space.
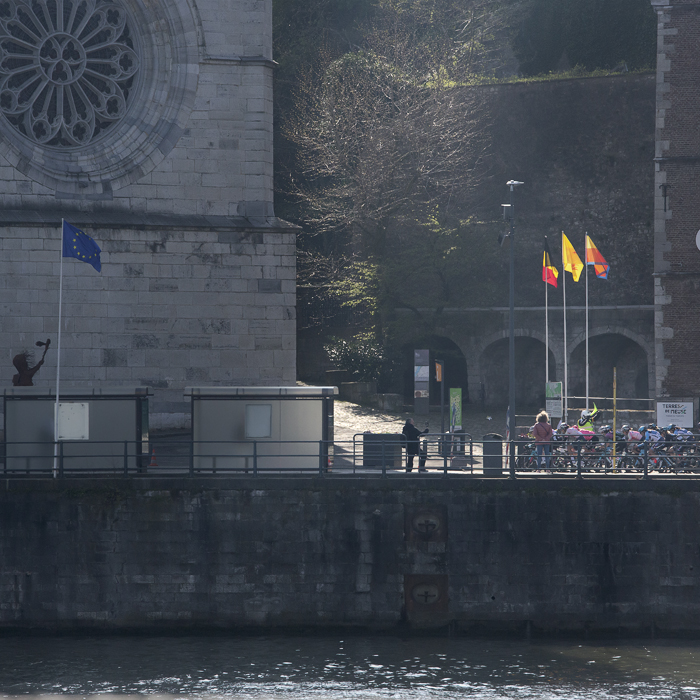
477, 73, 655, 309
2, 477, 700, 636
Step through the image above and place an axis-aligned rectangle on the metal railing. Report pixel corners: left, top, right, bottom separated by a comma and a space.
1, 434, 698, 478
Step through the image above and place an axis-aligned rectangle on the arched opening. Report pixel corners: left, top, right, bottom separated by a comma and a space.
401, 336, 469, 405
480, 337, 557, 408
569, 334, 649, 399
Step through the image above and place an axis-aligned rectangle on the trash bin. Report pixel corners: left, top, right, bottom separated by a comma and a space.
439, 432, 452, 457
363, 433, 403, 468
482, 433, 503, 476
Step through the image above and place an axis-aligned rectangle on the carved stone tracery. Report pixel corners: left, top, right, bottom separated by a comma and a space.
0, 0, 139, 147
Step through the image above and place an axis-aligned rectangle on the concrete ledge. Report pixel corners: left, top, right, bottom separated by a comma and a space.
0, 209, 298, 231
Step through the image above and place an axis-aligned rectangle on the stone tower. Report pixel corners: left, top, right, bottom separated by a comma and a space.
652, 0, 700, 400
0, 0, 295, 427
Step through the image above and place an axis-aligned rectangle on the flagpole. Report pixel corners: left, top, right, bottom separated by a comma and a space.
545, 273, 549, 382
53, 220, 64, 478
562, 234, 568, 424
585, 233, 589, 411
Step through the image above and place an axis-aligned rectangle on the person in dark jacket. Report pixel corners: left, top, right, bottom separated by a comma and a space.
402, 418, 428, 472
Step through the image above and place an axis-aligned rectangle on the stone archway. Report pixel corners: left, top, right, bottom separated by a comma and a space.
569, 332, 650, 399
401, 336, 469, 405
479, 336, 557, 408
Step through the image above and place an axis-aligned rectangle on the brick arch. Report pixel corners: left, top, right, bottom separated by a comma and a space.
475, 328, 563, 369
475, 330, 560, 407
399, 333, 471, 404
569, 326, 653, 362
568, 327, 653, 400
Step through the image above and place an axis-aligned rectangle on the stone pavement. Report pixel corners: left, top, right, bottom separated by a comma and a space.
332, 400, 530, 473
333, 400, 515, 444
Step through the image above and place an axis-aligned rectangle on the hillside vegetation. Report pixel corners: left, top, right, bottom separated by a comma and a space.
273, 0, 657, 363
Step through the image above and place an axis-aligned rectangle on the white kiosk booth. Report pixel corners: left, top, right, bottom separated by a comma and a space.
184, 386, 337, 473
3, 386, 151, 474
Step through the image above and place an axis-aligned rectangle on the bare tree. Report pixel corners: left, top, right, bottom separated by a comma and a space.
286, 0, 522, 335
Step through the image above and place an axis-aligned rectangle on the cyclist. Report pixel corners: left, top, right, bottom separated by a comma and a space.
600, 424, 614, 440
645, 424, 663, 444
671, 424, 694, 442
622, 424, 642, 444
640, 425, 663, 465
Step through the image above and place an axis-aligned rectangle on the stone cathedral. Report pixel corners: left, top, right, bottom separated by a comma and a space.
0, 0, 295, 427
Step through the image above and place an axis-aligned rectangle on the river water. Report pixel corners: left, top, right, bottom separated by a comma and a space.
0, 635, 699, 699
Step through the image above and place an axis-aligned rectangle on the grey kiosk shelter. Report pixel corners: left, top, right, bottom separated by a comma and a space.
185, 386, 337, 472
3, 387, 151, 474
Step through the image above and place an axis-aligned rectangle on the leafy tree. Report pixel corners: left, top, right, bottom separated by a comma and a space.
324, 334, 396, 386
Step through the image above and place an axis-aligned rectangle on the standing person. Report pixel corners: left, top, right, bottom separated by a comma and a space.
533, 410, 553, 470
402, 418, 428, 473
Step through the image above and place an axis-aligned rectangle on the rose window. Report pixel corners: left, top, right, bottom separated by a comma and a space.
0, 0, 139, 147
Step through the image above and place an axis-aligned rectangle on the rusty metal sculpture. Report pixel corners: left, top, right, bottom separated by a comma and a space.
12, 339, 51, 387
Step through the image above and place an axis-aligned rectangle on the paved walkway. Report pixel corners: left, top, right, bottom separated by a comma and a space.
332, 400, 527, 473
333, 400, 515, 443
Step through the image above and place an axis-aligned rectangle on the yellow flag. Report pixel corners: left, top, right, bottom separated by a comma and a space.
562, 232, 583, 282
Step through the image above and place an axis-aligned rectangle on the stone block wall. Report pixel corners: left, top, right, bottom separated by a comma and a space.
2, 217, 296, 427
3, 477, 700, 635
652, 0, 700, 398
0, 0, 296, 424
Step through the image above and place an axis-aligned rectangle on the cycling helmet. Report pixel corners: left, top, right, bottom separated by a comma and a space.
666, 424, 677, 431
600, 424, 612, 433
639, 425, 648, 433
621, 424, 630, 431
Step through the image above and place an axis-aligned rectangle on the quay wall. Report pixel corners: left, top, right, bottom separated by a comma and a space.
1, 477, 699, 636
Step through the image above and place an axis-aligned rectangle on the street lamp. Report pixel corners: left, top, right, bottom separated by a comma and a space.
502, 180, 523, 475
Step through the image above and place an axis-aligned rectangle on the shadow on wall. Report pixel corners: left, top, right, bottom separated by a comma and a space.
569, 333, 649, 399
481, 337, 556, 408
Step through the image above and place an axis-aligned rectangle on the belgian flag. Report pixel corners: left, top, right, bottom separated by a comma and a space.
542, 236, 559, 288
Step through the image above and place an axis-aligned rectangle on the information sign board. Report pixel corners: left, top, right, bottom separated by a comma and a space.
657, 401, 694, 428
55, 402, 89, 440
545, 382, 562, 418
449, 388, 462, 430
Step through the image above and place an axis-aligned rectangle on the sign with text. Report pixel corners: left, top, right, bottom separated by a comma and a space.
414, 349, 429, 413
449, 388, 462, 430
545, 382, 563, 418
657, 401, 694, 428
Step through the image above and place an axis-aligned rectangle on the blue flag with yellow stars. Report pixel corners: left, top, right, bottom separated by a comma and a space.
62, 220, 101, 272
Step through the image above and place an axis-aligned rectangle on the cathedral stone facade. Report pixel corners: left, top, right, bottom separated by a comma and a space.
0, 0, 295, 427
652, 0, 700, 400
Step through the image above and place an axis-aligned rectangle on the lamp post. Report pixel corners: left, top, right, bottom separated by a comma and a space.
505, 180, 523, 474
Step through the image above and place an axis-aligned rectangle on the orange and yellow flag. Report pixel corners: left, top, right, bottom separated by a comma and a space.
562, 232, 583, 282
585, 235, 609, 279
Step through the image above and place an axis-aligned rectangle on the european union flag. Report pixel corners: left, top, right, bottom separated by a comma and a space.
62, 220, 101, 272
